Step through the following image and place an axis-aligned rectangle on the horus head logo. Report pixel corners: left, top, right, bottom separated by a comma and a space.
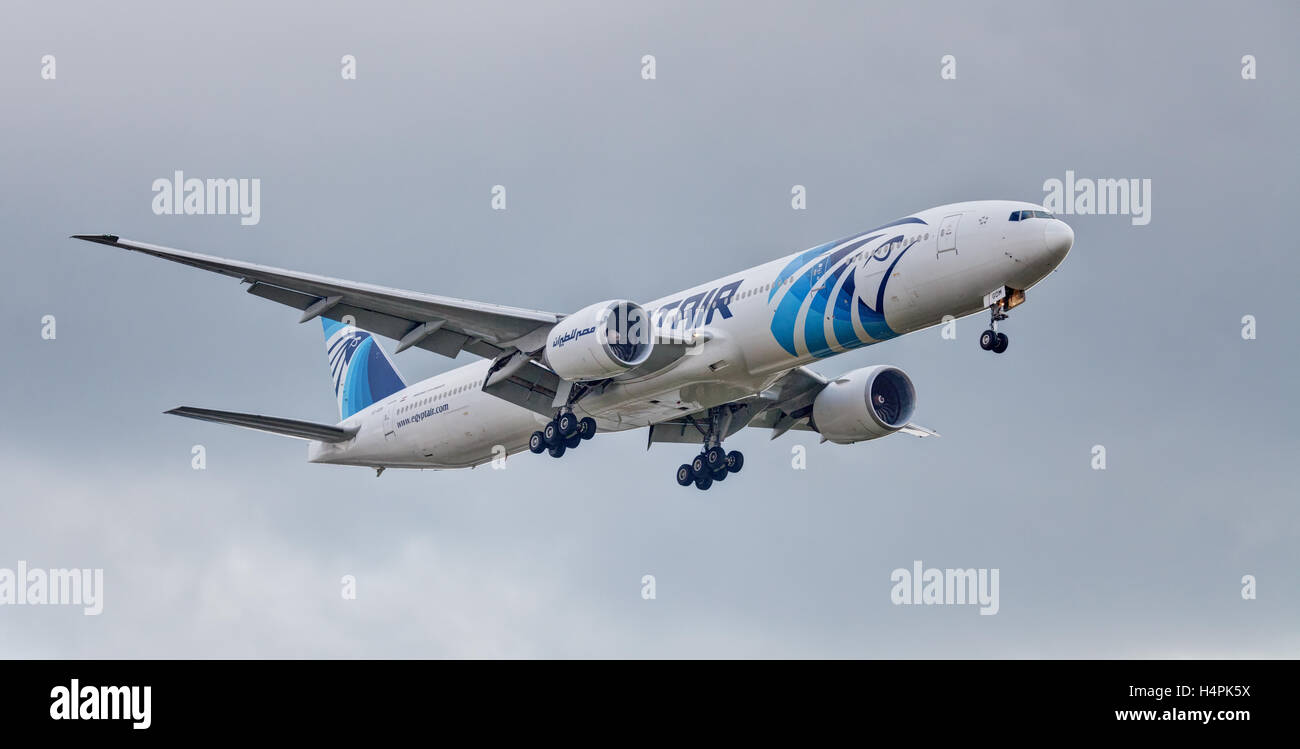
768, 219, 926, 358
327, 330, 365, 396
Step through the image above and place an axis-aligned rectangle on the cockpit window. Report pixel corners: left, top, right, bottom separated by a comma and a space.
1009, 211, 1022, 221
1010, 209, 1054, 221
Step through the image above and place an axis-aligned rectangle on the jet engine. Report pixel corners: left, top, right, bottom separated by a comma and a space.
812, 365, 917, 444
544, 300, 653, 381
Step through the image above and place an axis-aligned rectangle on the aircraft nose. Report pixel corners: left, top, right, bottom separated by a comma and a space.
1043, 219, 1074, 263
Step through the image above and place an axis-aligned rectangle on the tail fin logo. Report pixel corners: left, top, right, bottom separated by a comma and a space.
322, 318, 406, 420
326, 330, 363, 397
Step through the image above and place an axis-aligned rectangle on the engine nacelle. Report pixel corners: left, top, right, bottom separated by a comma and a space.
544, 300, 653, 381
812, 365, 917, 444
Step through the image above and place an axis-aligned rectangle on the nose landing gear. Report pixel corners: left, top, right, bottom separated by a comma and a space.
979, 302, 1010, 354
979, 287, 1026, 354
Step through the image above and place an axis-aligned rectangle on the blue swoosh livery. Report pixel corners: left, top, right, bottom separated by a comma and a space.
769, 218, 927, 358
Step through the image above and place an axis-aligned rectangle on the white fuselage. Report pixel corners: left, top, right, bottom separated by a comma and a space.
308, 200, 1073, 469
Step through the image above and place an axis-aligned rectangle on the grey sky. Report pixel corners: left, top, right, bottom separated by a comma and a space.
1, 0, 1296, 657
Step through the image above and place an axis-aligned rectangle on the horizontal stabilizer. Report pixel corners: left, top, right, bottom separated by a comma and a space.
165, 407, 357, 443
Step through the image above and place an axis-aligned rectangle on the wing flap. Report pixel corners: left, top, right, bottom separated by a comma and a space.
646, 398, 766, 446
165, 406, 357, 442
481, 359, 562, 417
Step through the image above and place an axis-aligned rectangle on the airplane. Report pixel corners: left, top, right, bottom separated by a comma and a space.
72, 199, 1073, 490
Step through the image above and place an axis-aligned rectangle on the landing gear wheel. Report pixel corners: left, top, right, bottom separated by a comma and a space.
547, 442, 566, 458
691, 454, 708, 477
543, 420, 560, 446
694, 475, 713, 491
579, 417, 597, 440
557, 412, 579, 437
711, 467, 728, 481
705, 446, 727, 471
528, 431, 546, 454
564, 433, 582, 449
726, 450, 744, 473
676, 464, 693, 486
983, 301, 1010, 353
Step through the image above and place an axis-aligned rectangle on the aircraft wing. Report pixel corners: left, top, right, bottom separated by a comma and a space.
647, 367, 824, 445
72, 235, 562, 360
647, 366, 939, 445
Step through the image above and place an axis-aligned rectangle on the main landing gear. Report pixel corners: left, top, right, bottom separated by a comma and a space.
674, 406, 745, 491
676, 448, 744, 491
979, 302, 1010, 354
528, 411, 596, 458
